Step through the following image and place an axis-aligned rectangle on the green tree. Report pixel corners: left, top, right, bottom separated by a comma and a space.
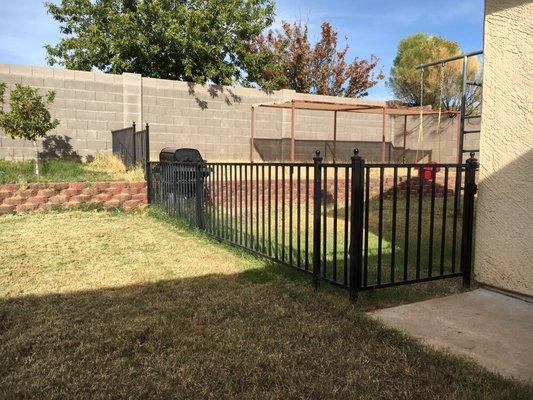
387, 33, 481, 110
45, 0, 274, 86
247, 21, 384, 97
0, 83, 60, 174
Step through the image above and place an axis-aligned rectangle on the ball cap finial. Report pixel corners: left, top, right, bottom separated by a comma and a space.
354, 148, 359, 156
315, 150, 321, 156
470, 152, 475, 158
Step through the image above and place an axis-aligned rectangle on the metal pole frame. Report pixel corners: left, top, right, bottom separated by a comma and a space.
132, 121, 137, 167
291, 100, 296, 162
415, 50, 483, 163
312, 150, 323, 290
195, 162, 205, 230
458, 56, 468, 163
460, 152, 478, 286
416, 50, 482, 69
144, 123, 152, 204
402, 115, 407, 163
349, 149, 364, 302
381, 107, 386, 163
333, 110, 337, 162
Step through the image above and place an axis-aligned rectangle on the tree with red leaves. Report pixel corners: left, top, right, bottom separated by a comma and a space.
246, 21, 384, 97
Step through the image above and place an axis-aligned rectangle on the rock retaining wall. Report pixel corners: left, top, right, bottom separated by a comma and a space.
0, 181, 147, 214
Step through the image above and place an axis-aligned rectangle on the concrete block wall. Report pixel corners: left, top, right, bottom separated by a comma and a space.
0, 62, 473, 163
141, 77, 284, 161
0, 64, 126, 160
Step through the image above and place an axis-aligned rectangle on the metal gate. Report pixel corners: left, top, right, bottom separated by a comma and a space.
111, 122, 150, 169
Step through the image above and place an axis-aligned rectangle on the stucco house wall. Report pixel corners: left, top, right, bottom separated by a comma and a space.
474, 0, 533, 296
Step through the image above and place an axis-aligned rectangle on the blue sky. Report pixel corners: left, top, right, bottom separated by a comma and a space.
0, 0, 484, 99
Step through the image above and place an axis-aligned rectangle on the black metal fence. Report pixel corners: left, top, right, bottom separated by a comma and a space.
147, 150, 477, 301
111, 122, 150, 169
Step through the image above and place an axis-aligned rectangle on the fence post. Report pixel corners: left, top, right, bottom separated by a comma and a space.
145, 123, 152, 204
349, 149, 365, 302
195, 162, 205, 230
460, 152, 478, 287
132, 121, 137, 165
312, 150, 323, 291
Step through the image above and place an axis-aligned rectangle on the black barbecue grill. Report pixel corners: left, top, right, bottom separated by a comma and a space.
159, 147, 205, 164
157, 148, 209, 199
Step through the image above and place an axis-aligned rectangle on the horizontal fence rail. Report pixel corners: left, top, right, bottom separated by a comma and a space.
147, 150, 478, 301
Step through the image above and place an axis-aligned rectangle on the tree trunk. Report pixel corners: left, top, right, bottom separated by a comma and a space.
33, 139, 40, 175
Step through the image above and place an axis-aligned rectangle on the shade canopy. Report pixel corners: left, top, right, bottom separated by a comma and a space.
250, 99, 459, 162
253, 99, 459, 116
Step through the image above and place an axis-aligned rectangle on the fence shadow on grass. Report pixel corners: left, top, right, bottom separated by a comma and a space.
151, 199, 466, 310
194, 189, 463, 295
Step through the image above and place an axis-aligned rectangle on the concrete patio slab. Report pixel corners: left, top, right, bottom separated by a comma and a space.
369, 288, 533, 382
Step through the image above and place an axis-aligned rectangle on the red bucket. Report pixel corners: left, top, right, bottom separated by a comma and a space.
418, 162, 440, 181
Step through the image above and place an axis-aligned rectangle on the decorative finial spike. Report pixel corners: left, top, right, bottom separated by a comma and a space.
354, 148, 359, 156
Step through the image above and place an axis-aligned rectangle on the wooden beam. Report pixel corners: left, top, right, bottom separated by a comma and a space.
333, 110, 337, 162
381, 107, 386, 163
403, 114, 407, 163
291, 100, 295, 162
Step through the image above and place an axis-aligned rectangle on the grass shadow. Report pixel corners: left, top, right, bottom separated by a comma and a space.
0, 271, 527, 398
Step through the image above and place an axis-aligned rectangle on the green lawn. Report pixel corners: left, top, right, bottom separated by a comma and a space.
0, 209, 530, 399
0, 156, 144, 184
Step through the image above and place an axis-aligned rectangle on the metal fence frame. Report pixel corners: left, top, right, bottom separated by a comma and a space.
147, 150, 477, 302
111, 122, 150, 170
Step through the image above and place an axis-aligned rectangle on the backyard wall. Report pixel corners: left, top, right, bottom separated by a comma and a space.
0, 63, 478, 163
474, 0, 533, 297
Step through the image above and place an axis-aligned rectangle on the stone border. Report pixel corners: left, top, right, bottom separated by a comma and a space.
0, 181, 146, 214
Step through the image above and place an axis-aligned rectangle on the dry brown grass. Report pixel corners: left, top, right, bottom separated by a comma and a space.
0, 210, 530, 399
85, 154, 145, 181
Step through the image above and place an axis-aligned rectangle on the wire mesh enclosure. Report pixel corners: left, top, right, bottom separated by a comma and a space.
147, 150, 477, 301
